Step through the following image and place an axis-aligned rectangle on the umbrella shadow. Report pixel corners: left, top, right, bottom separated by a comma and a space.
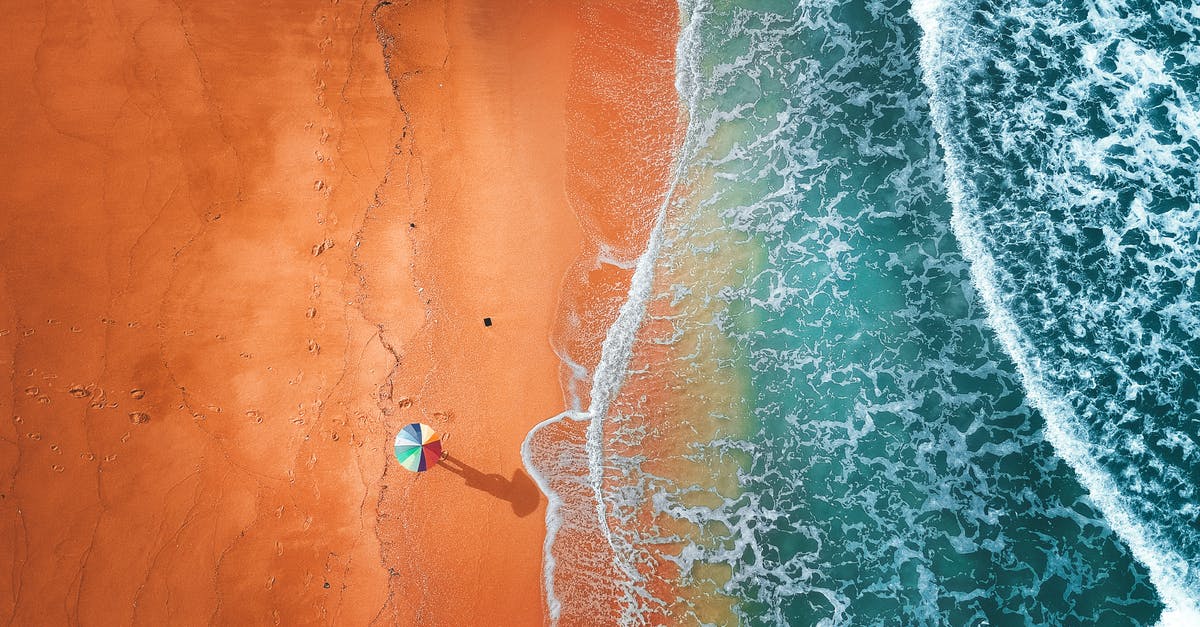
438, 454, 541, 517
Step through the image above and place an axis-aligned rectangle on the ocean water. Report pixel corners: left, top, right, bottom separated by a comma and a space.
525, 0, 1199, 625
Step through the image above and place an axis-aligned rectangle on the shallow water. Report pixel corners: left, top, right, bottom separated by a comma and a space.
527, 0, 1198, 624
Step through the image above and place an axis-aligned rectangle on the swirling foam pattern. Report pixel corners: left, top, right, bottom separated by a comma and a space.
529, 0, 1198, 624
656, 0, 1167, 623
914, 0, 1200, 623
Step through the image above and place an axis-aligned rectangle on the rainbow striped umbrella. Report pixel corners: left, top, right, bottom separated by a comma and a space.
394, 422, 443, 472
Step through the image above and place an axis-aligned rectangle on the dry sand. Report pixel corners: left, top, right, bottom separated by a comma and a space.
0, 0, 678, 624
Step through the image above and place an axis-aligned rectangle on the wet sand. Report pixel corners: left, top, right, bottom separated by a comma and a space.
530, 2, 684, 625
1, 0, 678, 624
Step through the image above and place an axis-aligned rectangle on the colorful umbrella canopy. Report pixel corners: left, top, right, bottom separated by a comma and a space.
394, 422, 442, 472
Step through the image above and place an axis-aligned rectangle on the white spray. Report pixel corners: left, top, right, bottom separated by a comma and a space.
520, 1, 710, 622
910, 1, 1200, 623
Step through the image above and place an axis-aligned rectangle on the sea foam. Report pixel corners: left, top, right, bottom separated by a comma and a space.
520, 2, 709, 622
911, 0, 1200, 622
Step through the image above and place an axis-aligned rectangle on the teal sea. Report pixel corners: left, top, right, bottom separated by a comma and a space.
525, 0, 1199, 624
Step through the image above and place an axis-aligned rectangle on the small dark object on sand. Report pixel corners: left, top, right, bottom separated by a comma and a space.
483, 317, 492, 327
409, 222, 416, 228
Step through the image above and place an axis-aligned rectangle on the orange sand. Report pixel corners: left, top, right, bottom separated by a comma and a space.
368, 2, 579, 623
1, 0, 679, 625
370, 2, 679, 624
2, 1, 407, 623
533, 2, 685, 625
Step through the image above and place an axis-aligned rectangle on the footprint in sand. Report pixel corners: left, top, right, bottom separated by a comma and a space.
312, 238, 334, 256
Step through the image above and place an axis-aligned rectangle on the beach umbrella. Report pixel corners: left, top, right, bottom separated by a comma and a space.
394, 422, 443, 472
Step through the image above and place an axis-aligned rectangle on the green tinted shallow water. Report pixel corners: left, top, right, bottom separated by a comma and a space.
660, 0, 1166, 624
526, 1, 1194, 623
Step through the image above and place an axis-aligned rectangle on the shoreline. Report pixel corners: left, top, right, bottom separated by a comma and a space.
524, 1, 685, 624
369, 1, 582, 623
0, 0, 685, 623
374, 2, 685, 622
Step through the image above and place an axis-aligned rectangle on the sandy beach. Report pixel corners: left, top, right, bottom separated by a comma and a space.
1, 0, 678, 624
372, 1, 680, 623
2, 0, 408, 622
368, 1, 581, 623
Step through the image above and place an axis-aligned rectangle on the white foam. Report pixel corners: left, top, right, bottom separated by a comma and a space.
910, 0, 1200, 621
519, 1, 711, 622
519, 410, 570, 620
596, 243, 639, 270
554, 347, 591, 412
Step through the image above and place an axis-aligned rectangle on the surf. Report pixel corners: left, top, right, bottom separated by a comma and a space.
521, 1, 709, 623
912, 0, 1200, 622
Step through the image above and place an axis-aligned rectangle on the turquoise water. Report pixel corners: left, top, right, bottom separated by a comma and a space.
670, 0, 1200, 622
526, 0, 1199, 624
915, 1, 1200, 621
665, 0, 1170, 623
